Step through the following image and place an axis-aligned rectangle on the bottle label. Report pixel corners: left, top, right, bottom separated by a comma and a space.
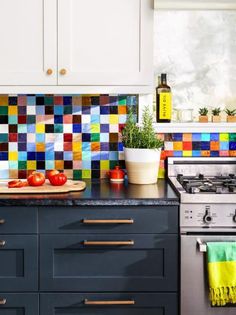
159, 93, 171, 120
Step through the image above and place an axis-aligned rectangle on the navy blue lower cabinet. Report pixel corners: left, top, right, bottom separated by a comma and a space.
0, 235, 38, 291
0, 207, 37, 234
39, 206, 178, 234
0, 293, 38, 314
40, 234, 178, 292
40, 293, 178, 315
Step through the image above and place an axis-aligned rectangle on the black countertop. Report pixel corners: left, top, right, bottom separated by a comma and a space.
0, 179, 179, 206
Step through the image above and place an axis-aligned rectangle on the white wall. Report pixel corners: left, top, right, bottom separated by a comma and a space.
154, 10, 236, 116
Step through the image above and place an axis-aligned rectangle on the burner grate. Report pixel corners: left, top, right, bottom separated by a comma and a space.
177, 174, 236, 194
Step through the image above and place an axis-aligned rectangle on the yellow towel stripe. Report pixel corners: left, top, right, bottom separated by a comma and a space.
208, 261, 236, 306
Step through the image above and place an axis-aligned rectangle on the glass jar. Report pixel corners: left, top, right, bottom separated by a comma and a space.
178, 109, 194, 122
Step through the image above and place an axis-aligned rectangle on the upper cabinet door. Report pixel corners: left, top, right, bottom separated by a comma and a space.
0, 0, 57, 85
58, 0, 153, 86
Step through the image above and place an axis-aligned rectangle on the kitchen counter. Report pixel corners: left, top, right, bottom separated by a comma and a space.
0, 179, 179, 206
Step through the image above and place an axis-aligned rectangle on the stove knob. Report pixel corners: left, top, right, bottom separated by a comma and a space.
204, 214, 212, 224
233, 211, 236, 223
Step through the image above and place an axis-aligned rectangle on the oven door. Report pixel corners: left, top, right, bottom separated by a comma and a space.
181, 234, 236, 315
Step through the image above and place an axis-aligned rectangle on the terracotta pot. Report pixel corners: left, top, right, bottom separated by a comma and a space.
227, 116, 236, 122
124, 147, 161, 185
199, 115, 208, 123
212, 116, 221, 123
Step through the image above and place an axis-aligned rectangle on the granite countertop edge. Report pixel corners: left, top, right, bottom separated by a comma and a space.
0, 179, 179, 206
0, 198, 179, 207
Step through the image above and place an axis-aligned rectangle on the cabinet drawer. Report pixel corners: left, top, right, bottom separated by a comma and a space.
40, 293, 178, 315
40, 234, 178, 292
0, 293, 38, 315
0, 235, 38, 291
0, 207, 37, 234
39, 206, 178, 234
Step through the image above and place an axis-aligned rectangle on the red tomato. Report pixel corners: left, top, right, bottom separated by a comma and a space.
49, 173, 67, 186
47, 169, 59, 179
27, 172, 45, 187
8, 180, 28, 188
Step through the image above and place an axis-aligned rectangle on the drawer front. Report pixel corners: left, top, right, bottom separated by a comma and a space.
40, 234, 178, 292
0, 293, 38, 315
39, 206, 178, 234
0, 235, 38, 291
0, 207, 37, 234
40, 293, 178, 315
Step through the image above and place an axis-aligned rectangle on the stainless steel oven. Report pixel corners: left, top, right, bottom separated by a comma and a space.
167, 157, 236, 315
181, 233, 236, 315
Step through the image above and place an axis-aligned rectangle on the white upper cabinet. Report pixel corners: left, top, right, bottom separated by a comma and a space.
58, 0, 153, 86
155, 0, 236, 10
0, 0, 153, 93
0, 0, 57, 86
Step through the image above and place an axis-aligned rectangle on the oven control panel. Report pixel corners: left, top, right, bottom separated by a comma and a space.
181, 204, 236, 228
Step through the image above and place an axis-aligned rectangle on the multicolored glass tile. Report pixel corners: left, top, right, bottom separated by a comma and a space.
158, 132, 236, 178
0, 94, 235, 180
0, 94, 137, 179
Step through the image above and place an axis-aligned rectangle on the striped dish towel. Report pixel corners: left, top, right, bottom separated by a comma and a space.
207, 242, 236, 306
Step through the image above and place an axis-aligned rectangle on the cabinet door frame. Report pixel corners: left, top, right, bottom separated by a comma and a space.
0, 235, 38, 291
0, 293, 39, 315
57, 0, 153, 86
40, 234, 178, 292
0, 0, 57, 85
40, 293, 178, 315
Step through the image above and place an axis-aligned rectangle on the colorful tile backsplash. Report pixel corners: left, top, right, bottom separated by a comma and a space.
0, 94, 235, 180
0, 94, 137, 179
158, 132, 236, 178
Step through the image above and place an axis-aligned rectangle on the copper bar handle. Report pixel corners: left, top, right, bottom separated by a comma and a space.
0, 219, 5, 225
0, 298, 6, 305
0, 240, 5, 247
82, 219, 134, 225
83, 240, 134, 246
84, 299, 135, 306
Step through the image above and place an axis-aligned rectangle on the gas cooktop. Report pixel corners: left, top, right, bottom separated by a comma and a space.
168, 157, 236, 203
177, 174, 236, 194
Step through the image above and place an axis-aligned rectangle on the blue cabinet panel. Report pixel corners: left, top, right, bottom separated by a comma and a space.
40, 234, 178, 292
40, 293, 178, 315
39, 206, 178, 234
0, 235, 38, 291
0, 293, 38, 315
0, 208, 37, 234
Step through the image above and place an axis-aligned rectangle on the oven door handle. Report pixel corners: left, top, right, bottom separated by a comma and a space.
197, 238, 207, 252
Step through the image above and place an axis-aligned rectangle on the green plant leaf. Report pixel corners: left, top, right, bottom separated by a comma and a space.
121, 107, 163, 149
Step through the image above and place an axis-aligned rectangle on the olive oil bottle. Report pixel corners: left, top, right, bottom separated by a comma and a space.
156, 73, 172, 123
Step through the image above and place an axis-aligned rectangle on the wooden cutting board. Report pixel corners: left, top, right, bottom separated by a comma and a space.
0, 180, 86, 194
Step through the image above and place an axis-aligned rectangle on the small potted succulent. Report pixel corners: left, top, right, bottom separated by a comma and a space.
212, 107, 221, 123
199, 107, 209, 123
122, 107, 163, 185
225, 109, 236, 122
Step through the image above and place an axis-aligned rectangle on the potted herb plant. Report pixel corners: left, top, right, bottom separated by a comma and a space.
212, 108, 221, 123
122, 107, 163, 185
225, 109, 236, 122
199, 107, 209, 123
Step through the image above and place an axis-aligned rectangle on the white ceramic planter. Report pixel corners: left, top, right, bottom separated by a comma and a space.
124, 147, 161, 185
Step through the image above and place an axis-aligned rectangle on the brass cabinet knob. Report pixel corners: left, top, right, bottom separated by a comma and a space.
0, 240, 5, 247
60, 68, 67, 75
0, 298, 6, 305
46, 69, 53, 75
